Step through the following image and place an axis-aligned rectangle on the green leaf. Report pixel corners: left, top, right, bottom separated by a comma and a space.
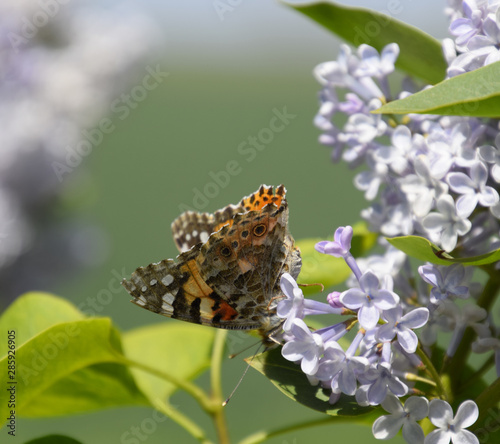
289, 1, 446, 84
350, 221, 378, 258
374, 61, 500, 117
387, 235, 500, 265
21, 362, 148, 417
296, 238, 351, 294
0, 292, 85, 357
24, 435, 83, 444
248, 348, 376, 419
122, 323, 215, 402
0, 293, 149, 423
296, 223, 378, 295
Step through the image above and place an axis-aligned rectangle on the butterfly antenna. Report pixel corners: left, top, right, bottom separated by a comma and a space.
222, 342, 264, 406
299, 282, 324, 292
228, 340, 261, 359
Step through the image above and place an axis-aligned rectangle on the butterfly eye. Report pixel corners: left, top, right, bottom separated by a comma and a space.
220, 246, 232, 257
253, 224, 267, 237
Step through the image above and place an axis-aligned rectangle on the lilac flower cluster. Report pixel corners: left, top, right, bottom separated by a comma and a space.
277, 3, 500, 441
277, 227, 488, 443
0, 3, 158, 300
444, 0, 500, 76
314, 1, 500, 257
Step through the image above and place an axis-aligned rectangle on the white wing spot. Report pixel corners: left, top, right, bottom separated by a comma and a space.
200, 231, 209, 243
162, 274, 174, 286
150, 279, 157, 286
181, 243, 189, 251
141, 286, 147, 292
186, 233, 191, 241
162, 293, 175, 305
192, 230, 198, 237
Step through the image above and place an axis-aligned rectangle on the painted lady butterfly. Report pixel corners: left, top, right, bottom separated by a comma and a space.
121, 185, 301, 346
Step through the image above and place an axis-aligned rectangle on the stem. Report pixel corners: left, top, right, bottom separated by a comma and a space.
416, 344, 450, 401
473, 377, 500, 431
403, 372, 437, 387
446, 273, 500, 390
238, 416, 342, 444
210, 329, 230, 444
152, 398, 214, 444
458, 355, 494, 394
119, 356, 213, 412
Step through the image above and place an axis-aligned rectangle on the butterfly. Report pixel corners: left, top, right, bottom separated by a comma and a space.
121, 184, 301, 346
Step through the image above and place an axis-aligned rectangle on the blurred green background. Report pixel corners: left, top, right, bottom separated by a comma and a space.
4, 0, 449, 442
50, 66, 375, 444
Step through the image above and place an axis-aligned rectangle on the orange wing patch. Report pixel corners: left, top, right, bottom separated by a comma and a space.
240, 184, 285, 212
180, 259, 214, 297
212, 184, 286, 233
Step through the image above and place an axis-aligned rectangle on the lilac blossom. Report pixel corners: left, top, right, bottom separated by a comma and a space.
315, 225, 362, 280
444, 301, 488, 357
472, 336, 500, 377
425, 400, 479, 444
281, 2, 500, 438
479, 133, 500, 183
420, 300, 456, 347
445, 0, 500, 76
277, 273, 342, 332
315, 332, 369, 396
372, 395, 429, 444
398, 154, 449, 218
340, 270, 400, 330
422, 194, 472, 252
313, 10, 499, 258
355, 43, 400, 80
315, 226, 353, 258
447, 162, 499, 217
418, 264, 471, 302
281, 319, 323, 375
357, 362, 408, 405
377, 306, 430, 353
374, 125, 413, 175
278, 273, 305, 331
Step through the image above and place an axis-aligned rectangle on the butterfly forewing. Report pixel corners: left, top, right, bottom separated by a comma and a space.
122, 184, 301, 341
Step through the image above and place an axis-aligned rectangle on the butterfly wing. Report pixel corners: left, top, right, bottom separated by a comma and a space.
171, 185, 286, 252
122, 184, 301, 339
194, 200, 301, 334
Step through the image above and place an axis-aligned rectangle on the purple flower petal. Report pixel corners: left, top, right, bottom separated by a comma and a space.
340, 288, 366, 308
359, 304, 380, 329
454, 400, 479, 429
